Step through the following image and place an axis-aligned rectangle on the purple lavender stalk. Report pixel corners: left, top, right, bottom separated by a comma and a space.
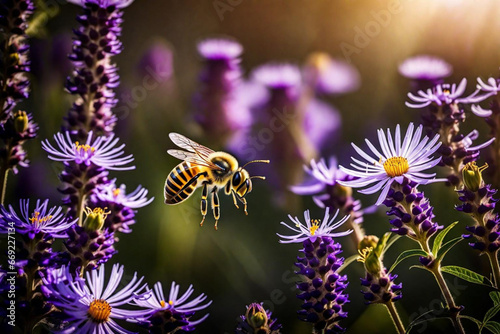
194, 38, 250, 145
63, 0, 134, 141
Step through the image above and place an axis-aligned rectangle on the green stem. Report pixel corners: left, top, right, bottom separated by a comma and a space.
384, 301, 406, 334
0, 165, 9, 205
77, 193, 87, 226
486, 250, 500, 289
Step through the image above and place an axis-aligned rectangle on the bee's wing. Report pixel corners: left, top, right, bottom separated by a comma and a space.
167, 149, 216, 168
168, 133, 222, 170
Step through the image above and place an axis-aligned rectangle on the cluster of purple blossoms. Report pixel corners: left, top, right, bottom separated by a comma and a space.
357, 235, 402, 305
278, 208, 351, 333
0, 0, 37, 200
406, 77, 494, 186
456, 162, 500, 287
0, 0, 33, 118
63, 0, 133, 141
236, 302, 282, 334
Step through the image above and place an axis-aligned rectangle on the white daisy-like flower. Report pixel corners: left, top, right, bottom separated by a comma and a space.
41, 264, 151, 334
277, 207, 351, 244
42, 131, 134, 171
338, 123, 445, 206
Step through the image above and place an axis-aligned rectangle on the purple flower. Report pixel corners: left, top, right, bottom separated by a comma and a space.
63, 0, 133, 140
277, 208, 352, 244
132, 281, 211, 332
194, 38, 250, 144
42, 263, 151, 333
406, 78, 484, 109
42, 131, 134, 170
303, 99, 342, 153
399, 55, 452, 82
252, 63, 302, 91
338, 123, 444, 205
0, 199, 75, 238
137, 39, 173, 84
236, 302, 282, 334
303, 52, 360, 95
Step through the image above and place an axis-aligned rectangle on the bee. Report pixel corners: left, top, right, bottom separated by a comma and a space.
164, 133, 269, 230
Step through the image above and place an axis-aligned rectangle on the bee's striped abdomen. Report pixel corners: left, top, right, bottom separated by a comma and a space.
164, 162, 204, 204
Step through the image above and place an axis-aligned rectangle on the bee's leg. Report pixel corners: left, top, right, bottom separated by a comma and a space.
231, 191, 240, 209
211, 187, 220, 230
200, 183, 208, 227
240, 196, 248, 215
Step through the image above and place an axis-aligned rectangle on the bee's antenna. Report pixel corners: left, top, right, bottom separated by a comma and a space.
241, 159, 270, 169
250, 175, 266, 180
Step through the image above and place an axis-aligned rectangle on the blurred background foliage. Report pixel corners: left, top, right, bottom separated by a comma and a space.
8, 0, 500, 332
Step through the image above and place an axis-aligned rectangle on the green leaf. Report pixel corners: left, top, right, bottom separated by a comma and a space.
441, 265, 491, 286
432, 221, 458, 256
337, 254, 360, 273
409, 264, 427, 271
389, 249, 428, 273
436, 236, 463, 262
490, 291, 500, 306
484, 321, 500, 334
382, 234, 401, 255
484, 304, 500, 324
460, 315, 482, 328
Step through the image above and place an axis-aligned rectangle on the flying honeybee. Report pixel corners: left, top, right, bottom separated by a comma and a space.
164, 133, 269, 230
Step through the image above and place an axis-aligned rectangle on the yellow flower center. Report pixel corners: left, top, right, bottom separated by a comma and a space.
309, 219, 320, 236
29, 211, 53, 225
160, 300, 166, 308
88, 299, 111, 323
75, 141, 96, 153
112, 188, 121, 197
383, 156, 409, 178
168, 300, 174, 306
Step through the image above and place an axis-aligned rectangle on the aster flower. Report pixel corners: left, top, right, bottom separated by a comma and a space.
42, 131, 134, 170
42, 263, 151, 333
90, 179, 153, 234
193, 37, 250, 145
236, 302, 282, 334
278, 208, 350, 332
63, 0, 134, 140
0, 199, 75, 238
303, 52, 360, 95
338, 123, 444, 206
399, 55, 452, 90
278, 207, 352, 244
406, 78, 484, 109
132, 281, 211, 332
290, 157, 368, 247
42, 131, 134, 220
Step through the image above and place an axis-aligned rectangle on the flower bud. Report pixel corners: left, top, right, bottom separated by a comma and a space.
83, 207, 109, 231
358, 235, 379, 252
14, 110, 29, 133
245, 303, 268, 328
462, 162, 487, 192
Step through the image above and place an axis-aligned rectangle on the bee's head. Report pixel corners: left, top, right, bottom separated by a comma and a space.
229, 160, 269, 198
